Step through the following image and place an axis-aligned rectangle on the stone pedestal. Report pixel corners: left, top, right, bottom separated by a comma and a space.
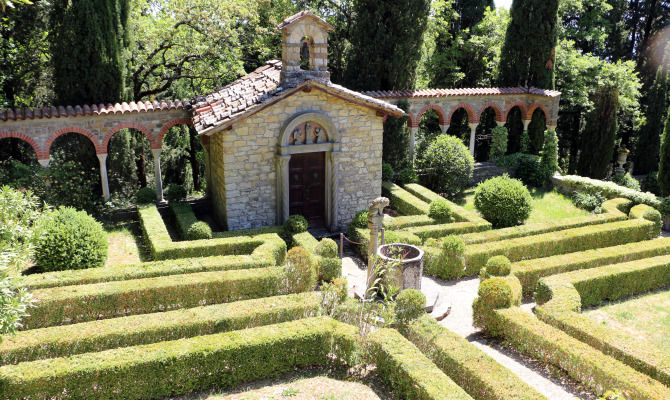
377, 243, 425, 291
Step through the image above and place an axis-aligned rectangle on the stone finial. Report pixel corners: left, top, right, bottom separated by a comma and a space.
367, 197, 389, 231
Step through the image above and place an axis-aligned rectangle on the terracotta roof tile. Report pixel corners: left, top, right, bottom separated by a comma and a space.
362, 87, 561, 99
0, 99, 189, 122
277, 10, 334, 31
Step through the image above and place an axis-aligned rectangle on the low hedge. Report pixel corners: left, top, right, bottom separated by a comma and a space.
534, 256, 670, 385
24, 267, 291, 329
139, 205, 284, 260
403, 183, 488, 224
0, 292, 321, 364
552, 175, 661, 209
291, 231, 342, 281
512, 237, 670, 297
170, 202, 209, 240
16, 233, 286, 290
0, 317, 358, 400
405, 221, 492, 241
367, 328, 473, 400
382, 181, 430, 215
406, 315, 547, 400
490, 307, 670, 400
424, 218, 659, 280
383, 214, 437, 230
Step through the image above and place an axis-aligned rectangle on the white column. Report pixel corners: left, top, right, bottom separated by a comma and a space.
151, 148, 164, 202
522, 119, 531, 132
440, 124, 449, 134
37, 158, 50, 168
468, 123, 479, 156
495, 120, 506, 127
410, 126, 419, 165
96, 153, 110, 201
547, 124, 557, 133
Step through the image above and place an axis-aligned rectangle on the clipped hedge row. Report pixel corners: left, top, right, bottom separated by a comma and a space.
139, 205, 283, 260
382, 181, 430, 215
170, 201, 205, 239
512, 237, 670, 297
405, 315, 547, 400
0, 292, 321, 364
16, 233, 287, 290
0, 317, 358, 400
424, 218, 659, 280
367, 328, 473, 400
490, 307, 670, 400
405, 221, 492, 241
403, 183, 488, 224
291, 231, 342, 281
534, 256, 670, 385
24, 267, 291, 329
552, 175, 660, 209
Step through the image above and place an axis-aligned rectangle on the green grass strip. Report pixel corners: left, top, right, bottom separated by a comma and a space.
0, 292, 321, 364
368, 328, 473, 400
24, 267, 290, 329
0, 317, 357, 400
406, 315, 547, 400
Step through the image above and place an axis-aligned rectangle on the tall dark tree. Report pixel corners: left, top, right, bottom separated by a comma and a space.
50, 0, 130, 105
577, 86, 620, 179
343, 0, 430, 90
634, 67, 668, 174
658, 103, 670, 195
382, 100, 410, 169
498, 0, 560, 89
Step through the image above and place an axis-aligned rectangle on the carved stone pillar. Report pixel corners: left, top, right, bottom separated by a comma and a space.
151, 148, 164, 202
367, 197, 389, 292
409, 126, 419, 165
275, 154, 291, 225
96, 153, 110, 201
468, 123, 479, 156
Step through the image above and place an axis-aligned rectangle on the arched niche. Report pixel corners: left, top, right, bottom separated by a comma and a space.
276, 111, 341, 230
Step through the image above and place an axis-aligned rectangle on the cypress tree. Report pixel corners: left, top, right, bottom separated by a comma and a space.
382, 99, 410, 169
658, 104, 670, 196
343, 0, 431, 90
577, 86, 619, 179
50, 0, 129, 105
634, 67, 668, 174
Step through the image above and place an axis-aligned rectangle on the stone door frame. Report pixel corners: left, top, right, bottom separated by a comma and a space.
276, 111, 340, 231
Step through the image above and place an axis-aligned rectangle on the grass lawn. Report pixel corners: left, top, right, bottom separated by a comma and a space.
584, 289, 670, 355
457, 188, 589, 224
104, 221, 149, 266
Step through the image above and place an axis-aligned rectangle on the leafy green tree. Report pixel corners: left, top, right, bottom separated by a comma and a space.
577, 85, 619, 179
558, 0, 612, 55
343, 0, 431, 90
0, 0, 31, 13
634, 67, 668, 174
658, 104, 670, 195
50, 0, 130, 104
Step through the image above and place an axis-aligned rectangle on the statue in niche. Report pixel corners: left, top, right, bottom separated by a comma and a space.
304, 122, 312, 144
291, 127, 302, 145
314, 126, 326, 143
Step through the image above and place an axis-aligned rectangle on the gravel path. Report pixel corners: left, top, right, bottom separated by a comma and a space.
341, 249, 595, 400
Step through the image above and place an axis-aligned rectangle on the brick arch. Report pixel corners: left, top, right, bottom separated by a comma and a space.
526, 103, 549, 122
103, 123, 155, 150
416, 105, 446, 126
504, 102, 529, 121
477, 103, 504, 122
0, 131, 45, 159
156, 118, 194, 148
45, 127, 101, 157
447, 103, 477, 125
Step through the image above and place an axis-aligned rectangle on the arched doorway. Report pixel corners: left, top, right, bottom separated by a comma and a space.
0, 135, 39, 186
505, 105, 526, 154
474, 107, 498, 161
447, 107, 472, 147
104, 127, 155, 202
416, 109, 442, 160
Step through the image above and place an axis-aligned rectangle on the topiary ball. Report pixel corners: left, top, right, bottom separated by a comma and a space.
477, 277, 514, 310
165, 184, 187, 202
285, 246, 317, 292
442, 235, 465, 256
382, 162, 394, 181
315, 238, 338, 258
185, 221, 212, 240
135, 187, 156, 204
474, 175, 532, 228
428, 199, 452, 222
417, 134, 474, 195
486, 256, 511, 277
33, 207, 108, 272
396, 168, 418, 185
395, 289, 426, 324
318, 257, 342, 282
285, 215, 308, 233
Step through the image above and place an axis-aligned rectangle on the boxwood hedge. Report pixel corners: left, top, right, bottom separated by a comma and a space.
382, 181, 430, 215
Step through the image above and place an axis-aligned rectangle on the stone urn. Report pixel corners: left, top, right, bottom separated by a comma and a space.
377, 243, 424, 291
615, 147, 630, 175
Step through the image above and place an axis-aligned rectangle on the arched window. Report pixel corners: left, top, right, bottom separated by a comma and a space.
300, 36, 312, 70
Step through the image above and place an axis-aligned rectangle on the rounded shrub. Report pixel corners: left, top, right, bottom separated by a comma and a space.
33, 207, 108, 272
315, 238, 338, 258
395, 289, 426, 324
480, 255, 511, 281
347, 209, 368, 237
382, 162, 394, 181
428, 199, 452, 222
285, 246, 317, 292
437, 235, 466, 279
318, 257, 342, 282
474, 175, 532, 228
135, 187, 156, 204
418, 134, 474, 195
396, 168, 418, 185
165, 184, 187, 202
185, 221, 212, 240
472, 276, 520, 333
285, 215, 308, 233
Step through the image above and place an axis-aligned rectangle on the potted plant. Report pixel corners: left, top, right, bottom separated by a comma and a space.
660, 197, 670, 231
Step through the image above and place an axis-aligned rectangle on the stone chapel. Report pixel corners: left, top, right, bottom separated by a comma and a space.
192, 11, 404, 231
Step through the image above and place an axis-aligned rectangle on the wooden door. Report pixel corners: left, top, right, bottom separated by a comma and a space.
289, 152, 326, 227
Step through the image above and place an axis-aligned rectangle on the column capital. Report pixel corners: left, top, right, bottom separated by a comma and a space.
522, 119, 531, 131
546, 124, 558, 132
96, 153, 108, 161
495, 120, 506, 127
151, 148, 162, 156
468, 122, 479, 131
440, 124, 449, 134
38, 158, 50, 168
